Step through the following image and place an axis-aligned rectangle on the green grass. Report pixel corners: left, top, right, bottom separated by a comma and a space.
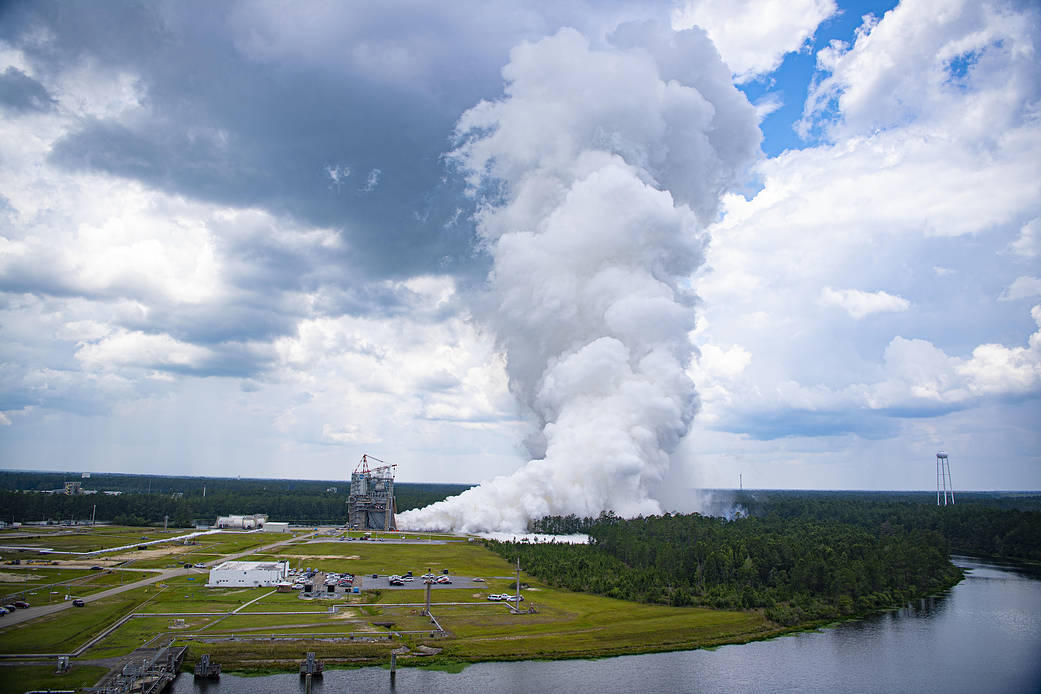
1, 569, 155, 604
0, 526, 190, 553
262, 540, 515, 576
0, 531, 786, 670
0, 587, 158, 654
135, 585, 272, 614
0, 664, 108, 694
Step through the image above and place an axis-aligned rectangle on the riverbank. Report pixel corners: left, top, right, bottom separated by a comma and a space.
0, 523, 968, 690
163, 556, 1041, 694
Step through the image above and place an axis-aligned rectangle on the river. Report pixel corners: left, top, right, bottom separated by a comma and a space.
167, 556, 1041, 693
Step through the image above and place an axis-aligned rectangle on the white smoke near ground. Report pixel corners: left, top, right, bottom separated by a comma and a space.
398, 22, 760, 532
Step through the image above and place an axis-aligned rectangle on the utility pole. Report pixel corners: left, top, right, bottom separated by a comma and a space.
739, 474, 742, 491
516, 555, 521, 605
91, 504, 96, 526
164, 515, 169, 532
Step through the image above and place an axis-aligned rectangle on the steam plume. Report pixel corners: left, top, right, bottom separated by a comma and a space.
399, 22, 759, 532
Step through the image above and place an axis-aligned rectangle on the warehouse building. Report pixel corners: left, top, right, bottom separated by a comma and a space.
262, 522, 290, 533
206, 560, 289, 587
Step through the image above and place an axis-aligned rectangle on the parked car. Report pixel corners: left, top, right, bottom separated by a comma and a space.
72, 599, 85, 607
3, 605, 17, 612
0, 607, 8, 616
486, 594, 503, 601
89, 565, 103, 570
436, 576, 452, 584
505, 595, 524, 602
371, 573, 379, 578
473, 577, 485, 582
13, 601, 30, 609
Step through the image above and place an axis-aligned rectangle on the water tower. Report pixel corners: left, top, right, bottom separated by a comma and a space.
936, 452, 954, 506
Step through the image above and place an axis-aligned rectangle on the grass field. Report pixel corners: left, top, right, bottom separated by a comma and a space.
0, 568, 155, 605
0, 525, 189, 553
0, 525, 786, 675
0, 664, 109, 694
0, 588, 156, 653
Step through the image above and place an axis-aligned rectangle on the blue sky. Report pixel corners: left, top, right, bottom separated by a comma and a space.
738, 0, 900, 156
0, 0, 1038, 505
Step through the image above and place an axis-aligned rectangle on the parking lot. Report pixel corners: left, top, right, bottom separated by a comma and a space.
363, 575, 484, 591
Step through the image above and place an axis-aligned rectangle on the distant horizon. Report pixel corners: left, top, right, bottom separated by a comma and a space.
2, 467, 1038, 495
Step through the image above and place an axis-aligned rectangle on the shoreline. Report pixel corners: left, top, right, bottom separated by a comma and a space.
192, 570, 966, 677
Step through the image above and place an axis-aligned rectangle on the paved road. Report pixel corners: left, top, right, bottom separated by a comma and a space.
0, 531, 313, 631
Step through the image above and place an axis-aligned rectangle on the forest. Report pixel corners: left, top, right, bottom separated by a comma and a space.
494, 510, 965, 625
529, 491, 1041, 561
0, 470, 472, 526
510, 491, 1041, 625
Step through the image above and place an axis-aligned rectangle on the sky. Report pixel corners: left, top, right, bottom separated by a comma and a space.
0, 0, 1039, 500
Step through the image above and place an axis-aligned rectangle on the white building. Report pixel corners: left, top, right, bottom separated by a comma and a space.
262, 522, 290, 533
214, 514, 268, 529
207, 560, 288, 587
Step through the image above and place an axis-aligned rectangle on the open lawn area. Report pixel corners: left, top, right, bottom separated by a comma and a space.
253, 539, 514, 577
0, 526, 190, 553
0, 567, 154, 604
0, 588, 156, 653
0, 664, 108, 694
0, 526, 784, 671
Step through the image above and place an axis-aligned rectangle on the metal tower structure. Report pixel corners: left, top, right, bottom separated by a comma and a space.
936, 451, 954, 506
347, 454, 398, 530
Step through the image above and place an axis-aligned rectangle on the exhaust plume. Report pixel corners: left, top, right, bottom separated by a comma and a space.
399, 22, 759, 532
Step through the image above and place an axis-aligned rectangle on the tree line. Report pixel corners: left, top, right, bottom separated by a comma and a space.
0, 471, 472, 526
733, 490, 1041, 561
493, 510, 964, 625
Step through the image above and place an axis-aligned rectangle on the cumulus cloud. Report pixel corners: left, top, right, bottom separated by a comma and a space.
1010, 218, 1040, 258
75, 331, 218, 373
694, 304, 1041, 439
672, 0, 837, 82
399, 22, 759, 532
690, 0, 1041, 446
819, 286, 910, 318
1000, 276, 1041, 301
801, 0, 1040, 141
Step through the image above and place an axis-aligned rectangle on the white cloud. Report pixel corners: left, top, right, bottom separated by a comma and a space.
271, 275, 517, 450
692, 0, 1041, 447
694, 304, 1041, 436
753, 92, 784, 122
801, 0, 1040, 142
1000, 276, 1041, 301
75, 330, 216, 372
819, 286, 910, 318
1010, 218, 1041, 258
673, 0, 837, 82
